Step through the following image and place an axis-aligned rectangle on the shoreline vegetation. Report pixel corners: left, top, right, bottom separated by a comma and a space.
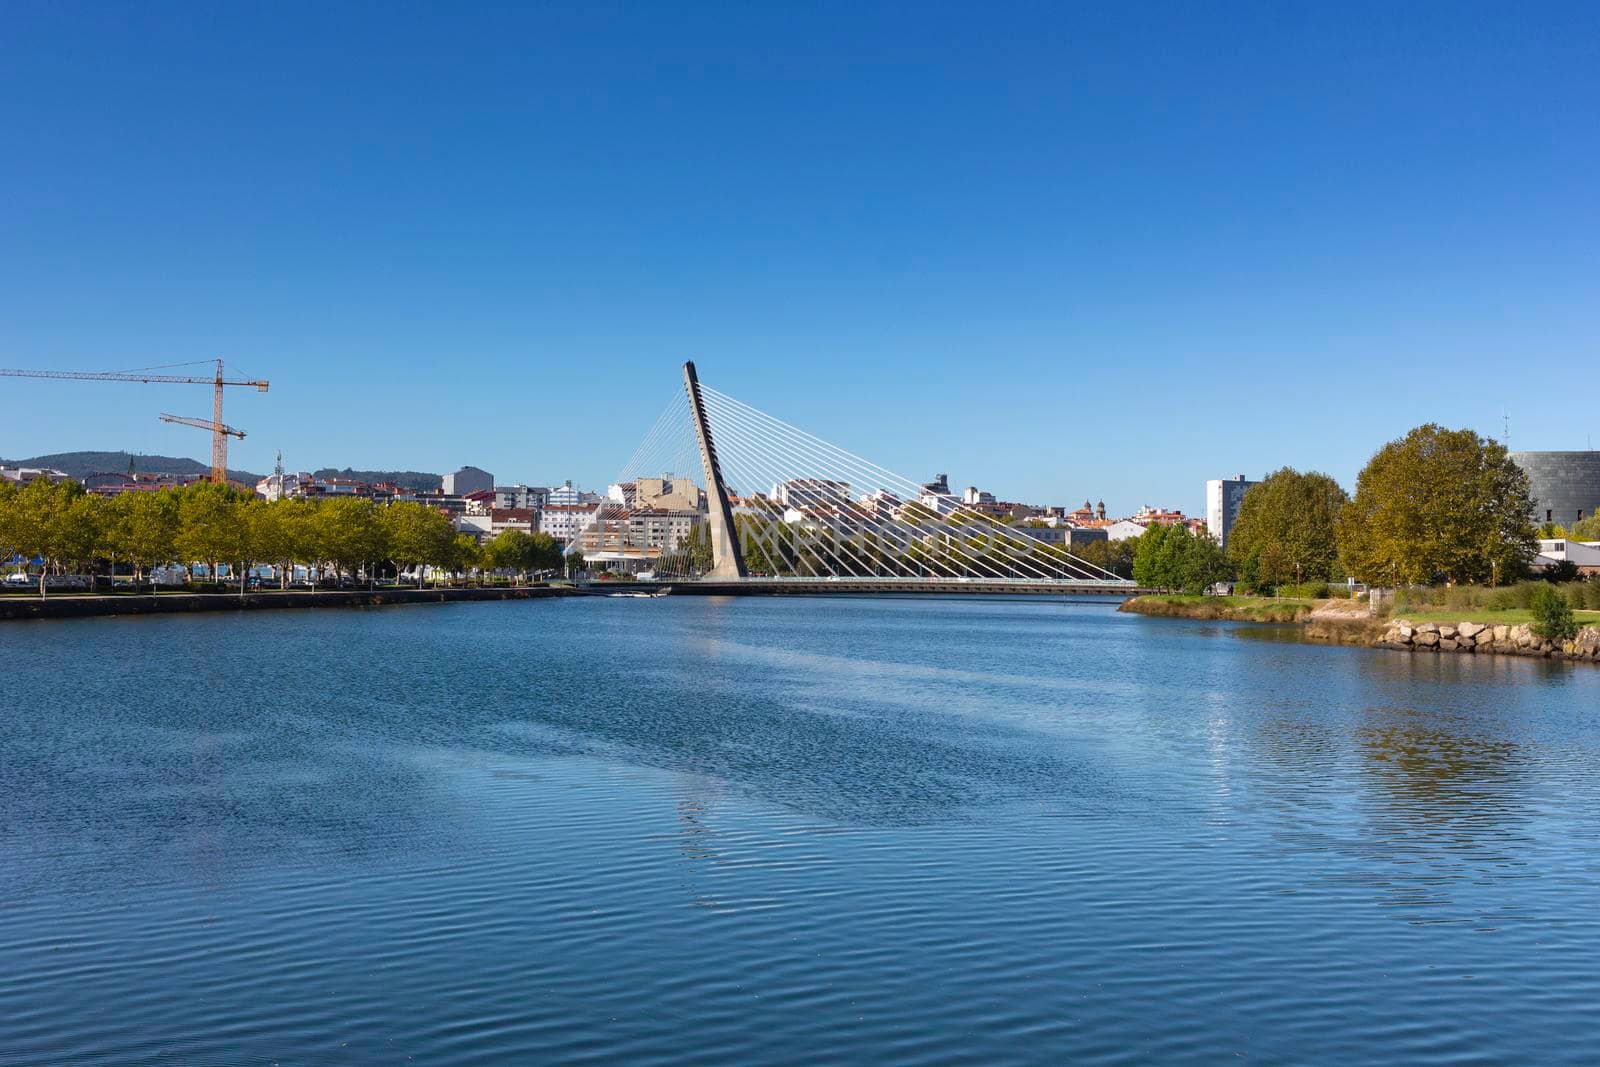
1121, 594, 1600, 663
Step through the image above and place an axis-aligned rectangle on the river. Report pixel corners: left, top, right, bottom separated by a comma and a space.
2, 596, 1598, 1063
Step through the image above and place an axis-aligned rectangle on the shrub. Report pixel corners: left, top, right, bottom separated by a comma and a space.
1531, 583, 1579, 641
1275, 581, 1331, 599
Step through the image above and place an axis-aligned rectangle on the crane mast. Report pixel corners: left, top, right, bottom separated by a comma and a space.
0, 359, 269, 484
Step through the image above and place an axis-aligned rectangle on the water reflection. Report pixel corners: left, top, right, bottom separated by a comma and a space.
2, 599, 1599, 1064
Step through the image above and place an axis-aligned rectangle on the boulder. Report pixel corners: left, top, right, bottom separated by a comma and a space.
1492, 625, 1511, 644
1416, 622, 1439, 634
1574, 628, 1600, 659
1458, 621, 1486, 639
1415, 630, 1440, 647
1511, 624, 1537, 649
1439, 638, 1459, 652
1397, 624, 1414, 640
1440, 625, 1457, 640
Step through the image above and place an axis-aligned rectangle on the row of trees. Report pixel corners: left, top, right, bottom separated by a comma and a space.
0, 479, 567, 596
1224, 424, 1542, 592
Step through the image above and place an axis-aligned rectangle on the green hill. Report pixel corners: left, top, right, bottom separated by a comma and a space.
311, 468, 442, 493
1, 451, 261, 484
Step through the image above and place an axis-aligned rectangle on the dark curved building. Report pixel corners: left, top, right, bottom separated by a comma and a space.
1511, 451, 1600, 526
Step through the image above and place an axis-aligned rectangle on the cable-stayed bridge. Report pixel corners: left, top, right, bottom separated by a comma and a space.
571, 363, 1138, 596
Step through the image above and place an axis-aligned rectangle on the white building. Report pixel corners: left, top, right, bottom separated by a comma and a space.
1205, 474, 1258, 548
0, 466, 68, 485
455, 513, 492, 539
545, 480, 600, 507
1102, 520, 1149, 542
1534, 538, 1600, 575
540, 502, 600, 544
963, 486, 996, 506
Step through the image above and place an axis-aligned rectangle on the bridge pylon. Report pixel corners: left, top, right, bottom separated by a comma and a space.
683, 361, 748, 579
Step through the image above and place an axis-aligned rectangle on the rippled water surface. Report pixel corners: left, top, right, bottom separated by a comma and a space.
3, 596, 1600, 1064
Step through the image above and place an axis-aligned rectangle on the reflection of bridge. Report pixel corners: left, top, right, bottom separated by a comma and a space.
573, 362, 1137, 596
590, 579, 1146, 597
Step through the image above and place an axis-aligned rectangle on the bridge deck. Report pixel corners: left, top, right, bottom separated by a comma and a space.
585, 579, 1146, 597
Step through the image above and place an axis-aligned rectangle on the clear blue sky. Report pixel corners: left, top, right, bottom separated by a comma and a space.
2, 2, 1596, 513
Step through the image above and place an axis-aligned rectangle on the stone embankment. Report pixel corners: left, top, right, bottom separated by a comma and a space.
1379, 619, 1600, 662
0, 585, 578, 622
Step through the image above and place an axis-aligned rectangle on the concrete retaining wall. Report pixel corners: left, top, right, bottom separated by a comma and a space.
0, 586, 577, 622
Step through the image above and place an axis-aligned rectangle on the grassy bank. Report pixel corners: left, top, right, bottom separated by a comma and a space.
1122, 594, 1600, 629
1119, 594, 1317, 623
1396, 607, 1600, 626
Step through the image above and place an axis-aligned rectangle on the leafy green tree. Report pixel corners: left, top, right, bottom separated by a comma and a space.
5, 479, 70, 597
175, 482, 247, 583
382, 501, 457, 586
1134, 523, 1229, 593
1227, 468, 1348, 588
316, 498, 388, 584
1132, 523, 1171, 588
0, 479, 16, 572
51, 488, 105, 580
277, 499, 321, 583
106, 491, 179, 583
683, 520, 715, 575
485, 529, 537, 583
1570, 513, 1600, 541
246, 500, 295, 589
528, 532, 563, 576
1530, 582, 1578, 641
1069, 536, 1137, 579
451, 533, 483, 580
1338, 424, 1537, 586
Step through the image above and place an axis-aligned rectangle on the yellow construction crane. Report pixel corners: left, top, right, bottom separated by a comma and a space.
0, 359, 269, 483
159, 413, 247, 472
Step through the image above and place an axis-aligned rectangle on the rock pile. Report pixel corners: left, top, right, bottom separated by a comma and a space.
1379, 619, 1600, 661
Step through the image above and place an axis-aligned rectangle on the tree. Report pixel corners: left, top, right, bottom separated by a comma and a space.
381, 502, 457, 587
528, 532, 563, 576
1132, 523, 1171, 588
485, 529, 536, 583
1227, 468, 1348, 588
246, 500, 294, 590
683, 520, 715, 575
50, 488, 105, 581
1134, 523, 1229, 593
1338, 424, 1537, 586
451, 533, 483, 580
6, 479, 69, 597
106, 491, 179, 583
1069, 537, 1137, 579
316, 498, 387, 584
0, 479, 16, 571
1571, 513, 1600, 541
174, 482, 248, 584
1531, 583, 1578, 641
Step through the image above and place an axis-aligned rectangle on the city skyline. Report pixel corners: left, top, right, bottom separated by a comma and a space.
3, 5, 1598, 512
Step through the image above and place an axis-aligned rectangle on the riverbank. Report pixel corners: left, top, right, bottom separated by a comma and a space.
1115, 594, 1320, 623
0, 585, 579, 621
1121, 594, 1600, 663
